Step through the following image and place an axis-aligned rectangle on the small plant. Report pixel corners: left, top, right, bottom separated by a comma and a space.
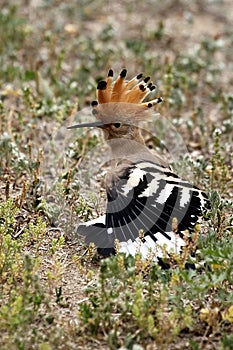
78, 254, 194, 348
0, 254, 48, 349
209, 128, 231, 194
75, 195, 93, 222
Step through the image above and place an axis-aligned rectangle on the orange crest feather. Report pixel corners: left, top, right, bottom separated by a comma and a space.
93, 69, 163, 123
96, 69, 162, 106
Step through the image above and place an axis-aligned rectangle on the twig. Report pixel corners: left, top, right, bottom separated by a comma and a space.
13, 225, 27, 239
47, 227, 64, 233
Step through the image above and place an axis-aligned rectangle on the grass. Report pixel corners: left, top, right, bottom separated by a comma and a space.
0, 1, 233, 349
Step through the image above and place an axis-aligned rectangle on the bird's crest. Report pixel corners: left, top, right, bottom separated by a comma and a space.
91, 69, 163, 124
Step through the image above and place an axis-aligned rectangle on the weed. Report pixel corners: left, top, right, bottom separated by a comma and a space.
209, 128, 231, 194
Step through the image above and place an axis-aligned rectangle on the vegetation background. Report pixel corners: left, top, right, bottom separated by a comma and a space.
0, 0, 233, 349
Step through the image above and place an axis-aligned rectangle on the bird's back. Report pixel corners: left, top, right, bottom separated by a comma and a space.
78, 153, 208, 262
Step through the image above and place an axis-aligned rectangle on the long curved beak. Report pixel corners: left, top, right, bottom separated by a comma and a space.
67, 121, 105, 129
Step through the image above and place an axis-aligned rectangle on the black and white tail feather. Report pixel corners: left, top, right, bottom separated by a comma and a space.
78, 159, 208, 262
69, 69, 209, 265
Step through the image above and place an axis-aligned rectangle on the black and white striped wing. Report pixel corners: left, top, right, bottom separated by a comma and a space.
77, 160, 208, 259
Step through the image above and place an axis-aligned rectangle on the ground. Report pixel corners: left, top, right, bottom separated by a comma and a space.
0, 1, 233, 349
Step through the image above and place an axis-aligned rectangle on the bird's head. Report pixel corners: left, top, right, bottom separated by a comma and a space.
68, 69, 163, 144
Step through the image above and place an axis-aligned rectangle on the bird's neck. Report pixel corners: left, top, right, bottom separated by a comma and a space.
106, 134, 169, 168
107, 138, 150, 161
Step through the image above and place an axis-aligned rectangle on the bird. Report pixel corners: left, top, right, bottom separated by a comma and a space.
68, 68, 209, 267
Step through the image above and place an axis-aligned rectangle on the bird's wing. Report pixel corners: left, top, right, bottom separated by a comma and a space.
76, 160, 208, 258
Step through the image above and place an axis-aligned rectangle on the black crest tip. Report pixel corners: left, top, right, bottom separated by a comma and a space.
108, 69, 114, 77
136, 73, 143, 80
144, 76, 150, 83
120, 69, 127, 78
139, 84, 146, 92
97, 80, 107, 90
91, 100, 98, 107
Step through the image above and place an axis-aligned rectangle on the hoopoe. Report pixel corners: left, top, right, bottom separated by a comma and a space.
68, 69, 209, 266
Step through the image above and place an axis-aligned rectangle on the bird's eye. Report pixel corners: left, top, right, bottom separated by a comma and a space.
113, 123, 121, 128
